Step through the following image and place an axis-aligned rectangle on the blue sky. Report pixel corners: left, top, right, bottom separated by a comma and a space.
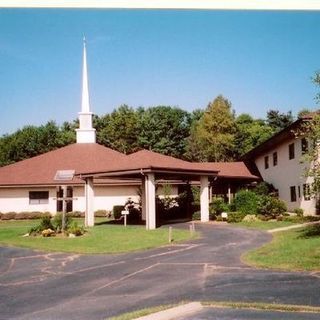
0, 9, 320, 135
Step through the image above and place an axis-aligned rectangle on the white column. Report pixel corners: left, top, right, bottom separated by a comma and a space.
141, 177, 146, 221
62, 185, 67, 213
200, 176, 209, 222
85, 177, 95, 227
145, 173, 156, 230
228, 184, 231, 204
62, 185, 67, 231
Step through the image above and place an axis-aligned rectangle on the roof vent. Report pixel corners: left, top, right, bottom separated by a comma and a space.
54, 170, 75, 181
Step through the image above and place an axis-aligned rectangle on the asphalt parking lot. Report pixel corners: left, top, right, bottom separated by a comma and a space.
0, 223, 319, 319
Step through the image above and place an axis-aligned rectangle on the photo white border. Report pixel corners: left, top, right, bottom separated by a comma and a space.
0, 0, 320, 10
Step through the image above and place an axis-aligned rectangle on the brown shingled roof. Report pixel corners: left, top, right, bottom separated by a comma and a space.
194, 162, 259, 179
0, 145, 258, 186
0, 143, 126, 186
79, 149, 220, 177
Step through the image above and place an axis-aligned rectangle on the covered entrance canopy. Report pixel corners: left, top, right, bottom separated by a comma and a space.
77, 149, 259, 230
78, 150, 218, 229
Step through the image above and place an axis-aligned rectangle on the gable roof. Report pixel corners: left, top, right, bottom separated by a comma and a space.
242, 114, 314, 161
0, 143, 126, 186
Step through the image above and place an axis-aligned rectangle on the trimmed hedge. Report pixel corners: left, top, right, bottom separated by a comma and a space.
113, 205, 125, 220
94, 209, 111, 217
0, 211, 51, 220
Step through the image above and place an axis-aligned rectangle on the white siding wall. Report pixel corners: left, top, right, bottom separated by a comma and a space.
255, 137, 316, 215
0, 183, 180, 214
73, 185, 139, 212
0, 187, 57, 213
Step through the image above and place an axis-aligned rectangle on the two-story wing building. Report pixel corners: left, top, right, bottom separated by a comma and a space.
243, 114, 317, 215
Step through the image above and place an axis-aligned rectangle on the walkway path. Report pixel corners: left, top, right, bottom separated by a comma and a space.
0, 223, 319, 319
268, 220, 320, 233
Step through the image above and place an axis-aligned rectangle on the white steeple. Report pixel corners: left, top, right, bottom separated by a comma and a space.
76, 37, 96, 143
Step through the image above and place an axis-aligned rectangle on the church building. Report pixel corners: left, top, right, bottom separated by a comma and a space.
0, 39, 281, 229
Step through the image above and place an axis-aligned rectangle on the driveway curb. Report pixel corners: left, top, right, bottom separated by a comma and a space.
135, 302, 203, 320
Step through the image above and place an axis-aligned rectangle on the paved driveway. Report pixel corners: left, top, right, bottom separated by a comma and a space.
0, 223, 319, 319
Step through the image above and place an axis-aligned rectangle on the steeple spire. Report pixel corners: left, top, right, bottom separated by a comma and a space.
76, 37, 96, 144
81, 36, 90, 113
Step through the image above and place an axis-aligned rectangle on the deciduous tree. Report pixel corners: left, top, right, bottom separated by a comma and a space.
185, 95, 236, 161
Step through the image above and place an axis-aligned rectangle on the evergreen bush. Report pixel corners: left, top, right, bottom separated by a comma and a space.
258, 196, 287, 219
113, 205, 125, 220
293, 208, 304, 217
231, 190, 261, 215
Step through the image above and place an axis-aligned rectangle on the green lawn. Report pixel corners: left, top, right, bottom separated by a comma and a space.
232, 220, 297, 230
243, 224, 320, 271
0, 219, 196, 254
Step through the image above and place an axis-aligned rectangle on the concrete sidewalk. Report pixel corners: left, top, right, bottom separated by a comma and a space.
135, 302, 202, 320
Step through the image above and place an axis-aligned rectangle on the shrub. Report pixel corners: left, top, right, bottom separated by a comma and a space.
258, 196, 287, 219
227, 211, 247, 223
68, 221, 85, 236
1, 212, 17, 220
242, 214, 261, 222
29, 216, 54, 235
176, 185, 194, 219
231, 190, 261, 215
1, 211, 52, 220
253, 182, 276, 196
67, 211, 85, 218
94, 209, 111, 217
40, 216, 54, 230
52, 212, 72, 231
113, 205, 125, 220
192, 211, 201, 220
209, 197, 229, 219
127, 207, 142, 223
16, 211, 51, 220
294, 208, 304, 217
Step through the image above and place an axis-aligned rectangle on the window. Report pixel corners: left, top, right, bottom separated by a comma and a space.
273, 152, 278, 166
303, 184, 311, 201
301, 138, 308, 154
290, 186, 297, 202
289, 143, 295, 160
298, 185, 301, 198
264, 155, 269, 169
29, 191, 49, 204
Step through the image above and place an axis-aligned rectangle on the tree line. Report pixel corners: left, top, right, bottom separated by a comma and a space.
0, 95, 311, 166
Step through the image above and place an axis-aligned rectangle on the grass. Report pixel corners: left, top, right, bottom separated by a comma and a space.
233, 220, 297, 230
109, 301, 320, 320
109, 303, 180, 320
203, 301, 320, 313
0, 219, 197, 254
243, 224, 320, 271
